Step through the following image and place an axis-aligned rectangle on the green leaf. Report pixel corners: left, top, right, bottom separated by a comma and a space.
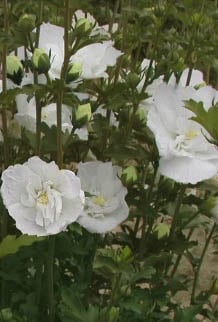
93, 254, 120, 278
0, 235, 44, 258
174, 305, 201, 322
185, 99, 218, 144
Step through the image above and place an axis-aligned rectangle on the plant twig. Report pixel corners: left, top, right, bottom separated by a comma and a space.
191, 222, 216, 304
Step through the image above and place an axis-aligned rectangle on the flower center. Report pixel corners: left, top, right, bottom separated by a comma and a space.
171, 128, 200, 156
93, 195, 106, 206
185, 130, 199, 140
34, 182, 63, 228
37, 191, 49, 205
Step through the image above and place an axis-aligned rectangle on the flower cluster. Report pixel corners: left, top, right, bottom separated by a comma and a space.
3, 8, 218, 240
1, 158, 129, 236
5, 14, 122, 140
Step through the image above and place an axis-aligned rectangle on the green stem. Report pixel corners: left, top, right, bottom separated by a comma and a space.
169, 185, 186, 240
191, 222, 216, 304
109, 0, 120, 33
185, 67, 193, 86
56, 91, 63, 168
141, 59, 154, 93
180, 210, 200, 230
56, 0, 70, 168
34, 72, 42, 156
35, 0, 44, 48
101, 273, 122, 322
34, 1, 44, 156
35, 263, 43, 308
47, 236, 55, 322
140, 165, 158, 252
61, 0, 70, 80
170, 228, 194, 277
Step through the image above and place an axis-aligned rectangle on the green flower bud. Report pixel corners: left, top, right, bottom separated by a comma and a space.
121, 54, 131, 69
32, 48, 50, 74
118, 246, 132, 262
75, 18, 93, 35
153, 223, 170, 240
135, 107, 147, 123
108, 307, 119, 322
66, 62, 82, 83
6, 55, 24, 85
200, 196, 217, 215
75, 103, 92, 123
128, 72, 140, 88
120, 285, 131, 296
0, 308, 13, 321
122, 165, 138, 185
18, 13, 36, 32
211, 278, 218, 294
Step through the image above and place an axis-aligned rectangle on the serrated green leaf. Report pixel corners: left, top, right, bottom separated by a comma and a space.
0, 235, 44, 258
185, 99, 218, 144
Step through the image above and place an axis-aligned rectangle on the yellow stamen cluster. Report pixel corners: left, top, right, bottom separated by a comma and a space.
37, 191, 49, 205
185, 130, 199, 140
93, 195, 105, 206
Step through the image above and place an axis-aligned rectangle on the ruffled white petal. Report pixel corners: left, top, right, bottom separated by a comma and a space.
159, 157, 218, 184
147, 82, 218, 184
1, 157, 84, 236
77, 161, 129, 233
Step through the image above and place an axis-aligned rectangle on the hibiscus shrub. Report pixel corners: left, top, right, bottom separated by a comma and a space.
1, 0, 218, 321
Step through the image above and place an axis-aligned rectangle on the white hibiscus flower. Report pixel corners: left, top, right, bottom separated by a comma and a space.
70, 41, 123, 79
77, 161, 129, 233
15, 94, 73, 133
38, 24, 122, 80
1, 156, 84, 236
147, 83, 218, 184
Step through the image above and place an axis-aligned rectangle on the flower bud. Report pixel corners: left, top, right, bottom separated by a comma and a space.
120, 285, 131, 296
200, 196, 217, 216
75, 18, 93, 35
153, 223, 170, 239
18, 14, 36, 32
66, 62, 82, 83
211, 278, 218, 294
108, 307, 119, 322
6, 55, 24, 85
122, 166, 138, 185
135, 107, 147, 123
32, 48, 51, 74
118, 246, 132, 262
75, 103, 92, 123
0, 308, 13, 321
128, 72, 140, 88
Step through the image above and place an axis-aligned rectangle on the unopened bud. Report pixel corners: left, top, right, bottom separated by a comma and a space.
75, 18, 93, 34
108, 307, 119, 322
122, 166, 137, 185
75, 103, 92, 123
153, 223, 170, 239
211, 278, 218, 294
18, 14, 36, 32
66, 62, 82, 83
32, 48, 50, 74
0, 308, 13, 321
6, 55, 24, 85
200, 196, 217, 217
136, 107, 147, 123
128, 72, 140, 88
